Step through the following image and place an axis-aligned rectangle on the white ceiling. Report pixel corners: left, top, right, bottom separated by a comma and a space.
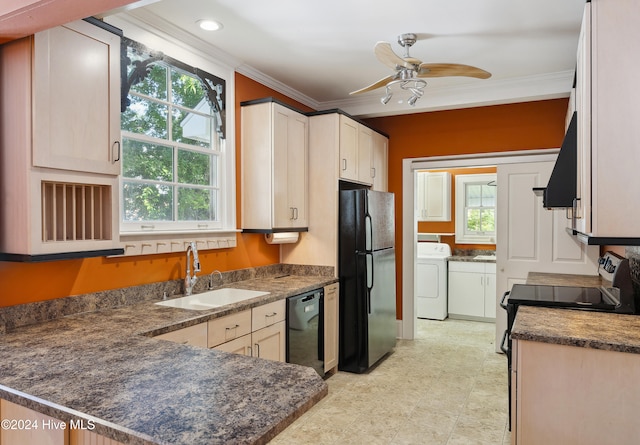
104, 0, 586, 118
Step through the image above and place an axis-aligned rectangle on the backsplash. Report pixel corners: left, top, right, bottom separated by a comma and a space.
0, 264, 333, 334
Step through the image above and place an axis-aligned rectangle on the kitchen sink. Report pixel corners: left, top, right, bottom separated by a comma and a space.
473, 255, 496, 260
155, 288, 270, 310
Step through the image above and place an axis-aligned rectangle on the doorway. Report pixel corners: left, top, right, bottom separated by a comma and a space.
401, 150, 562, 341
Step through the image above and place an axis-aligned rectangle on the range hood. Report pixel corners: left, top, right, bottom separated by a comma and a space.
533, 112, 577, 208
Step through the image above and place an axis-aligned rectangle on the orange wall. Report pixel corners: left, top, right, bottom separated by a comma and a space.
417, 166, 497, 252
0, 73, 313, 308
365, 98, 569, 319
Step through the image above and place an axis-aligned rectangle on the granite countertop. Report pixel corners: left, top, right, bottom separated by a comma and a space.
448, 255, 496, 263
0, 274, 337, 445
526, 271, 607, 287
512, 306, 640, 354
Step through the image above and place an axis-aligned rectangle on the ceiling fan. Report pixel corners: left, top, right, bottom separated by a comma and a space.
350, 33, 491, 106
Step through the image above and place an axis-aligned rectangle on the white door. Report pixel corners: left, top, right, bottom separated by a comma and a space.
495, 161, 599, 351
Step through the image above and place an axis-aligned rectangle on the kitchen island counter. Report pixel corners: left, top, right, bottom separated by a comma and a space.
511, 305, 640, 354
0, 273, 337, 444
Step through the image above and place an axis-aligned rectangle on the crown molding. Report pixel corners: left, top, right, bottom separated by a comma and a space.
234, 64, 321, 110
111, 8, 573, 118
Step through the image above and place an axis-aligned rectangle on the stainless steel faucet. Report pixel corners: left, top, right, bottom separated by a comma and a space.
184, 242, 201, 296
208, 270, 223, 290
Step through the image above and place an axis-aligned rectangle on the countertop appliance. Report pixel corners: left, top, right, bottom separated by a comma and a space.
286, 288, 324, 376
415, 242, 451, 320
500, 251, 636, 429
339, 186, 397, 373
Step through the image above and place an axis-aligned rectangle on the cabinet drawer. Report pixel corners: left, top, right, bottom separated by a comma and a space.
155, 323, 208, 348
252, 299, 286, 331
207, 310, 252, 348
448, 261, 485, 273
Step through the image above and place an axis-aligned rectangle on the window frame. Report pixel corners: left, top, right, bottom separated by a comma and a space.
118, 36, 236, 237
455, 173, 497, 244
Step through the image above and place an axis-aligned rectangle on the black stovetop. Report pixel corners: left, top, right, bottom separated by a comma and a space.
508, 284, 617, 311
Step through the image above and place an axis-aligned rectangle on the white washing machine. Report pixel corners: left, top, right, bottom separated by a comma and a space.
415, 242, 451, 320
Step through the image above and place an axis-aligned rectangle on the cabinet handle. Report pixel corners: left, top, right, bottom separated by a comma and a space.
248, 346, 252, 356
290, 207, 295, 220
294, 207, 299, 220
112, 141, 121, 163
342, 159, 347, 171
371, 167, 376, 178
265, 312, 277, 318
225, 324, 239, 331
254, 343, 260, 357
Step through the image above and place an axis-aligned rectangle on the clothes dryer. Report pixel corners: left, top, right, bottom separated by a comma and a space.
415, 242, 451, 320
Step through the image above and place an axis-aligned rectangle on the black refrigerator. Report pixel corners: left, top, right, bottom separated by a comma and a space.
339, 186, 396, 373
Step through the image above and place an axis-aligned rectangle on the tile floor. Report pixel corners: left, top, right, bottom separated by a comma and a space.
271, 318, 510, 444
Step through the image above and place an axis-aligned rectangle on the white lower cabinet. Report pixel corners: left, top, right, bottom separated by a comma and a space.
154, 322, 208, 348
512, 339, 640, 445
210, 300, 286, 362
0, 399, 124, 445
323, 283, 339, 372
448, 261, 496, 320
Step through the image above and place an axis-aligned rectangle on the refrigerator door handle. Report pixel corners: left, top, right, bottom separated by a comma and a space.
365, 213, 373, 252
366, 252, 374, 314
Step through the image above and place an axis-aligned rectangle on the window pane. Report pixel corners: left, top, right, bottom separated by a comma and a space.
129, 63, 167, 100
178, 150, 211, 185
171, 69, 206, 108
172, 108, 212, 147
481, 209, 496, 232
482, 184, 496, 207
123, 182, 173, 221
466, 208, 481, 232
466, 184, 482, 207
122, 139, 173, 181
178, 187, 213, 221
122, 95, 168, 138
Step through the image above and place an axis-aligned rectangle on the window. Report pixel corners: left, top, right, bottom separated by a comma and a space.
455, 174, 497, 244
120, 38, 233, 234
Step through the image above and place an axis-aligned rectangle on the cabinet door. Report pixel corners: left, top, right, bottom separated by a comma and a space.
33, 20, 121, 175
484, 267, 497, 319
272, 105, 290, 227
448, 262, 485, 318
324, 283, 339, 372
272, 104, 308, 228
574, 3, 591, 234
339, 115, 358, 181
287, 112, 308, 227
357, 125, 373, 185
371, 131, 388, 191
0, 399, 68, 445
214, 334, 252, 356
252, 321, 286, 362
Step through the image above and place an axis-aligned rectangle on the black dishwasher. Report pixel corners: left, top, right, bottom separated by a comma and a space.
286, 288, 324, 376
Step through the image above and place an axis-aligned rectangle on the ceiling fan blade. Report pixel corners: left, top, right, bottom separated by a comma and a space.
417, 63, 492, 79
350, 75, 396, 95
375, 42, 414, 70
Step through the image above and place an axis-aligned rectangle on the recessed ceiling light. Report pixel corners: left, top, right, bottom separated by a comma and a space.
197, 19, 223, 31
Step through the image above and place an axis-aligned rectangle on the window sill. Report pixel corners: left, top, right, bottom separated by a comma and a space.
116, 230, 240, 256
454, 235, 496, 245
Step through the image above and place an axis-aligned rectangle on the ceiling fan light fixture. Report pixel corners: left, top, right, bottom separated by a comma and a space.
197, 19, 223, 31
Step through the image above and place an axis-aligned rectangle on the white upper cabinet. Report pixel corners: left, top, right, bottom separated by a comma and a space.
33, 20, 121, 175
241, 100, 309, 231
0, 19, 122, 258
371, 131, 388, 192
339, 114, 386, 187
416, 171, 451, 222
574, 0, 640, 239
